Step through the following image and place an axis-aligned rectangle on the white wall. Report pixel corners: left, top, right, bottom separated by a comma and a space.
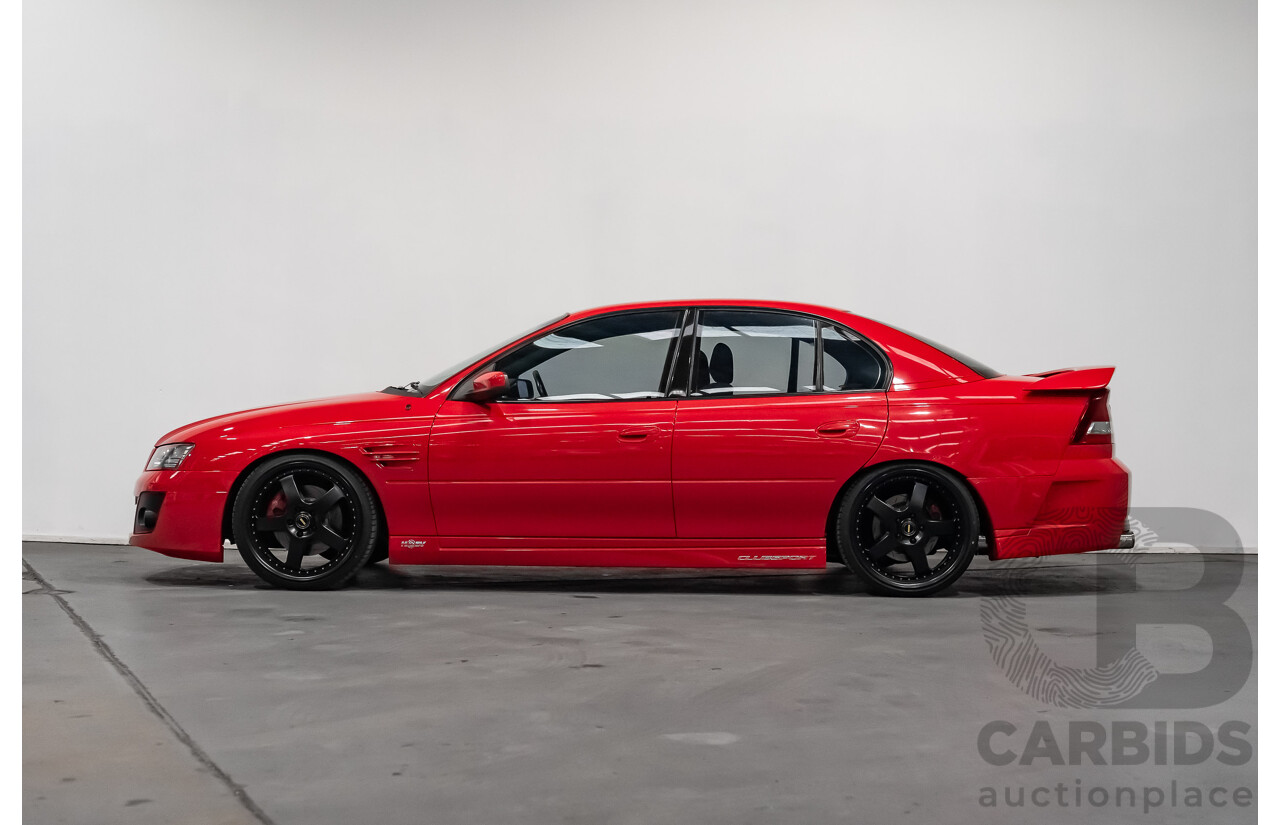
24, 0, 1257, 545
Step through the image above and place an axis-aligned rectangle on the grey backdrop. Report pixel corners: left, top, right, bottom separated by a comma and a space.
24, 0, 1258, 546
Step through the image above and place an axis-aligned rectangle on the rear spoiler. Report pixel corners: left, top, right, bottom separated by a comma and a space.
1023, 366, 1114, 392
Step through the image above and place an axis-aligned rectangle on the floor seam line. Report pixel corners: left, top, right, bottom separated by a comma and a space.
22, 557, 278, 825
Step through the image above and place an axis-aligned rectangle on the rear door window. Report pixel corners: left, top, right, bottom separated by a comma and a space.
690, 310, 819, 396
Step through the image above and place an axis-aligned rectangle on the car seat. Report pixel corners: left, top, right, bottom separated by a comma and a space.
694, 350, 711, 392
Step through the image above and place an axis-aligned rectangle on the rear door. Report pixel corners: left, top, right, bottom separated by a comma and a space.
671, 309, 889, 538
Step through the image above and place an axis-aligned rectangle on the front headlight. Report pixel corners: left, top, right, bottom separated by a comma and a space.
147, 443, 194, 471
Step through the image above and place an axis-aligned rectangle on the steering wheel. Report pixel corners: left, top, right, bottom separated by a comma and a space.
531, 369, 548, 398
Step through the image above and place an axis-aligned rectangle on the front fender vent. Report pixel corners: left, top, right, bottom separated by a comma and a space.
357, 443, 421, 468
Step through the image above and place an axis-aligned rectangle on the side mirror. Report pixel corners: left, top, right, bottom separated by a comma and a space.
462, 371, 510, 403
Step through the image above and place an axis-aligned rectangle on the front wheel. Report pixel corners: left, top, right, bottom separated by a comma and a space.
232, 455, 379, 590
835, 463, 980, 597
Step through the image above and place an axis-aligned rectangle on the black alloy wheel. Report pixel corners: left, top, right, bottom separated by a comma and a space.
232, 454, 378, 590
835, 463, 980, 596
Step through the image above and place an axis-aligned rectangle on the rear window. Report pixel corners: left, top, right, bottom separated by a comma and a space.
894, 327, 1002, 379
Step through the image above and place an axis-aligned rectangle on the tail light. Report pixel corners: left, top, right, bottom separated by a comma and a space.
1072, 390, 1112, 445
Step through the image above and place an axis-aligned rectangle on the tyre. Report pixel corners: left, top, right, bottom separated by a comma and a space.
232, 454, 379, 590
835, 463, 979, 597
366, 536, 390, 566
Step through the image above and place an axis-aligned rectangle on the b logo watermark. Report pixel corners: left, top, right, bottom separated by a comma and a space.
973, 508, 1255, 814
979, 507, 1252, 709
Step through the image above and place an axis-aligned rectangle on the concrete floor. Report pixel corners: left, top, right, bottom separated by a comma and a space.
24, 541, 1256, 825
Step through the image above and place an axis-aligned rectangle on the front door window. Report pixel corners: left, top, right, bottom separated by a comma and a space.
482, 310, 684, 401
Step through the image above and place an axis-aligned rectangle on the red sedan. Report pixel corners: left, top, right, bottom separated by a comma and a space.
131, 300, 1132, 595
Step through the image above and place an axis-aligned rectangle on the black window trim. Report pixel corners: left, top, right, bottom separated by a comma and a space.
448, 305, 893, 404
663, 308, 697, 397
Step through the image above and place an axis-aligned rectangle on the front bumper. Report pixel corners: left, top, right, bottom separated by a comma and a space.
130, 469, 237, 563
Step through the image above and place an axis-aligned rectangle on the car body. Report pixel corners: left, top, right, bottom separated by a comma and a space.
131, 299, 1131, 594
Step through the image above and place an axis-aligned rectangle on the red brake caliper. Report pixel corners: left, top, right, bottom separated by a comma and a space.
266, 492, 287, 520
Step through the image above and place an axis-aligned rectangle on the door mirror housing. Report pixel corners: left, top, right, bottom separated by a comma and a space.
461, 371, 510, 403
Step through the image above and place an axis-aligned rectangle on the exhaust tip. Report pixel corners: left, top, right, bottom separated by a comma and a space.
1117, 530, 1136, 550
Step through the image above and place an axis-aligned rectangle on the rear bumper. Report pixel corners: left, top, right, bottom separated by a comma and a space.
990, 457, 1130, 560
129, 470, 236, 563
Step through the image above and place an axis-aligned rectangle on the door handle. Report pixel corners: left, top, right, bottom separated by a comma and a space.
618, 426, 660, 441
816, 421, 858, 437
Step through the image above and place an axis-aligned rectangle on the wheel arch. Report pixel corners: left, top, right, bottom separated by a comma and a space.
221, 448, 389, 547
823, 458, 996, 562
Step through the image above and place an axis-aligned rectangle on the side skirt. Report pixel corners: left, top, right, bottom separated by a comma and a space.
388, 536, 826, 569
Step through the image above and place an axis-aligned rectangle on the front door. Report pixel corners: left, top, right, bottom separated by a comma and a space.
671, 309, 890, 538
429, 309, 685, 538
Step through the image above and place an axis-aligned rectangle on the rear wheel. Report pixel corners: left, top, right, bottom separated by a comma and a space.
835, 463, 979, 596
232, 455, 378, 590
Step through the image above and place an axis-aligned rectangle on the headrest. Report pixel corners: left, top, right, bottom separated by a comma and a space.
710, 343, 734, 384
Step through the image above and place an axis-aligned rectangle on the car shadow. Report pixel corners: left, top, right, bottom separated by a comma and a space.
141, 556, 1164, 598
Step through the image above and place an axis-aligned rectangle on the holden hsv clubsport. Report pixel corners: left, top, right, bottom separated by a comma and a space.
131, 300, 1131, 595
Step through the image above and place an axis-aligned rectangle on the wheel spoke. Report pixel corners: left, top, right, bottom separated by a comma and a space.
923, 519, 955, 537
280, 474, 304, 509
284, 535, 310, 570
256, 515, 287, 532
312, 484, 345, 515
908, 482, 928, 516
867, 496, 898, 525
867, 532, 897, 562
317, 524, 349, 552
904, 546, 932, 578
